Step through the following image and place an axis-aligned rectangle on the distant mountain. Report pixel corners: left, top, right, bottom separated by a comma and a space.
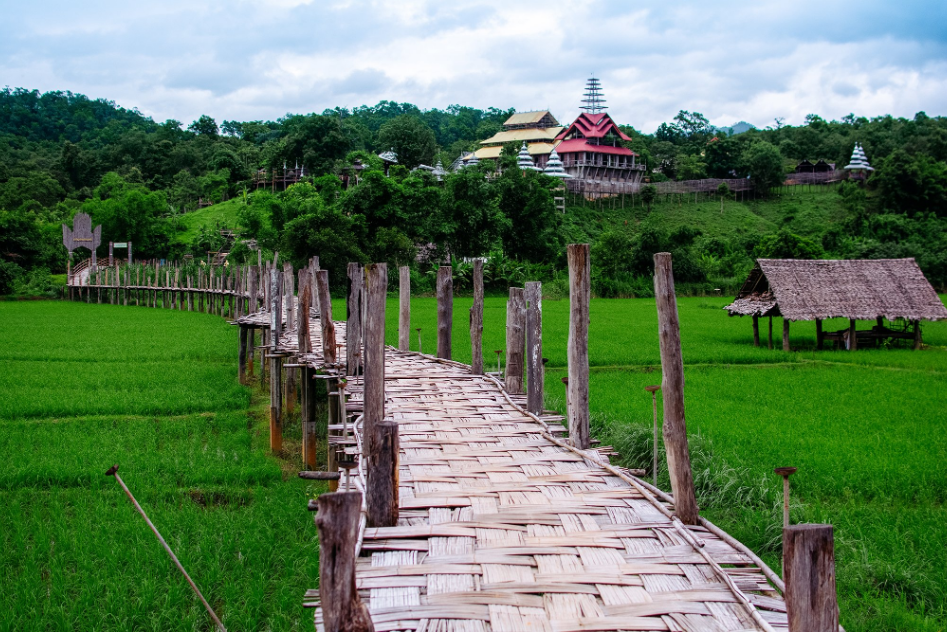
715, 121, 756, 136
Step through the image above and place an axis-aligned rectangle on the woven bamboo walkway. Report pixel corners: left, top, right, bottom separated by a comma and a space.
274, 312, 789, 632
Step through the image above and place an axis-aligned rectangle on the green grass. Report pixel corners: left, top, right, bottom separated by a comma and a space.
382, 294, 947, 632
174, 199, 246, 245
0, 301, 322, 632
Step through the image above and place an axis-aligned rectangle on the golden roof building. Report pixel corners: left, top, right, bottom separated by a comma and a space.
472, 110, 564, 168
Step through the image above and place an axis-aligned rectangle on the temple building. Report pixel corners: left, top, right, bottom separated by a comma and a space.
844, 143, 873, 182
472, 111, 564, 169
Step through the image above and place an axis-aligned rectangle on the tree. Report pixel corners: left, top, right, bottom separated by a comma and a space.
754, 229, 824, 259
439, 168, 506, 258
677, 154, 707, 180
716, 182, 730, 213
377, 115, 437, 169
496, 170, 562, 262
742, 141, 784, 195
640, 185, 657, 213
187, 115, 219, 137
873, 149, 947, 217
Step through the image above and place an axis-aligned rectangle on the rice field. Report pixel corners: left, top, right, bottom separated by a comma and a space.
0, 301, 324, 632
3, 294, 946, 631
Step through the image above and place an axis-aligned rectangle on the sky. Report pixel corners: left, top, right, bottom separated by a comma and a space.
3, 0, 947, 133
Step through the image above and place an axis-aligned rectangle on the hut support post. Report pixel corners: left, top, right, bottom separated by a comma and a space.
525, 281, 543, 414
784, 524, 839, 632
436, 266, 453, 359
567, 244, 591, 450
783, 319, 791, 352
849, 319, 857, 351
752, 315, 760, 347
398, 266, 410, 351
315, 492, 374, 632
505, 287, 526, 394
816, 319, 824, 350
768, 316, 773, 350
914, 320, 923, 350
653, 252, 699, 525
470, 260, 484, 374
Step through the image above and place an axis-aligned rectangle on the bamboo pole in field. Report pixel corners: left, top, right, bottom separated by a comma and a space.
653, 252, 699, 525
525, 281, 543, 414
399, 266, 410, 351
470, 260, 484, 375
567, 244, 590, 450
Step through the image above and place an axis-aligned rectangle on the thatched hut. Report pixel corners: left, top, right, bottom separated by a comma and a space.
725, 258, 947, 350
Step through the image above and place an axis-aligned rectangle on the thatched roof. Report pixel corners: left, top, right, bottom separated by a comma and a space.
725, 258, 947, 321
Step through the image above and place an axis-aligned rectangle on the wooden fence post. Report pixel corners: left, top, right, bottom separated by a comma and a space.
326, 378, 339, 492
653, 252, 699, 525
399, 266, 410, 351
298, 271, 312, 355
315, 492, 374, 632
367, 421, 399, 528
363, 263, 387, 456
301, 367, 318, 469
784, 524, 839, 632
525, 281, 543, 414
283, 262, 295, 331
505, 287, 526, 394
347, 263, 364, 376
470, 260, 484, 374
567, 244, 591, 450
315, 270, 336, 365
783, 319, 791, 352
436, 266, 452, 359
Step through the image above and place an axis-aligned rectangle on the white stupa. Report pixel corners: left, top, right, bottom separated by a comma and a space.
517, 141, 540, 171
844, 143, 873, 172
542, 148, 572, 178
432, 160, 446, 180
466, 153, 480, 168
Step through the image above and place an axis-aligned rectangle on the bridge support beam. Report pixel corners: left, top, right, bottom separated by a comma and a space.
567, 244, 590, 450
526, 281, 543, 414
436, 266, 452, 359
315, 492, 374, 632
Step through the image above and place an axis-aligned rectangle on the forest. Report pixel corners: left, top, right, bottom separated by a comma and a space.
2, 86, 947, 296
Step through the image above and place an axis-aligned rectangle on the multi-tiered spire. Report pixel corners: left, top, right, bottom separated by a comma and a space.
517, 142, 540, 171
844, 143, 873, 172
543, 148, 571, 178
580, 76, 607, 114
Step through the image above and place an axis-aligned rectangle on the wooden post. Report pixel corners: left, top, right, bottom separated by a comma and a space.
347, 263, 364, 376
768, 316, 774, 350
315, 492, 375, 632
436, 266, 453, 359
269, 268, 283, 453
301, 367, 318, 469
849, 319, 857, 351
652, 252, 699, 525
367, 421, 399, 528
914, 320, 923, 350
567, 244, 591, 450
327, 378, 339, 492
752, 315, 760, 347
784, 524, 839, 632
470, 260, 484, 374
504, 287, 526, 394
398, 266, 410, 351
298, 272, 312, 354
783, 319, 791, 352
525, 281, 543, 414
283, 262, 295, 331
315, 270, 337, 365
238, 325, 248, 384
816, 319, 824, 350
363, 263, 387, 456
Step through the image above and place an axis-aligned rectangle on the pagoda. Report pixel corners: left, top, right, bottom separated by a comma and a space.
844, 143, 873, 181
553, 77, 645, 184
542, 148, 571, 179
517, 142, 541, 171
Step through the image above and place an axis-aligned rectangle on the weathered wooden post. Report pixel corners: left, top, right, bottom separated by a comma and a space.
399, 266, 410, 351
326, 378, 340, 492
269, 267, 283, 453
238, 325, 248, 384
567, 244, 591, 450
470, 260, 484, 374
315, 270, 336, 365
363, 263, 387, 453
436, 266, 453, 359
849, 319, 857, 351
283, 262, 295, 331
914, 320, 923, 350
783, 319, 791, 352
525, 281, 543, 414
505, 287, 526, 394
768, 316, 774, 350
816, 319, 824, 350
314, 492, 375, 632
752, 315, 760, 347
367, 420, 399, 528
347, 263, 363, 376
783, 524, 839, 632
653, 252, 699, 525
